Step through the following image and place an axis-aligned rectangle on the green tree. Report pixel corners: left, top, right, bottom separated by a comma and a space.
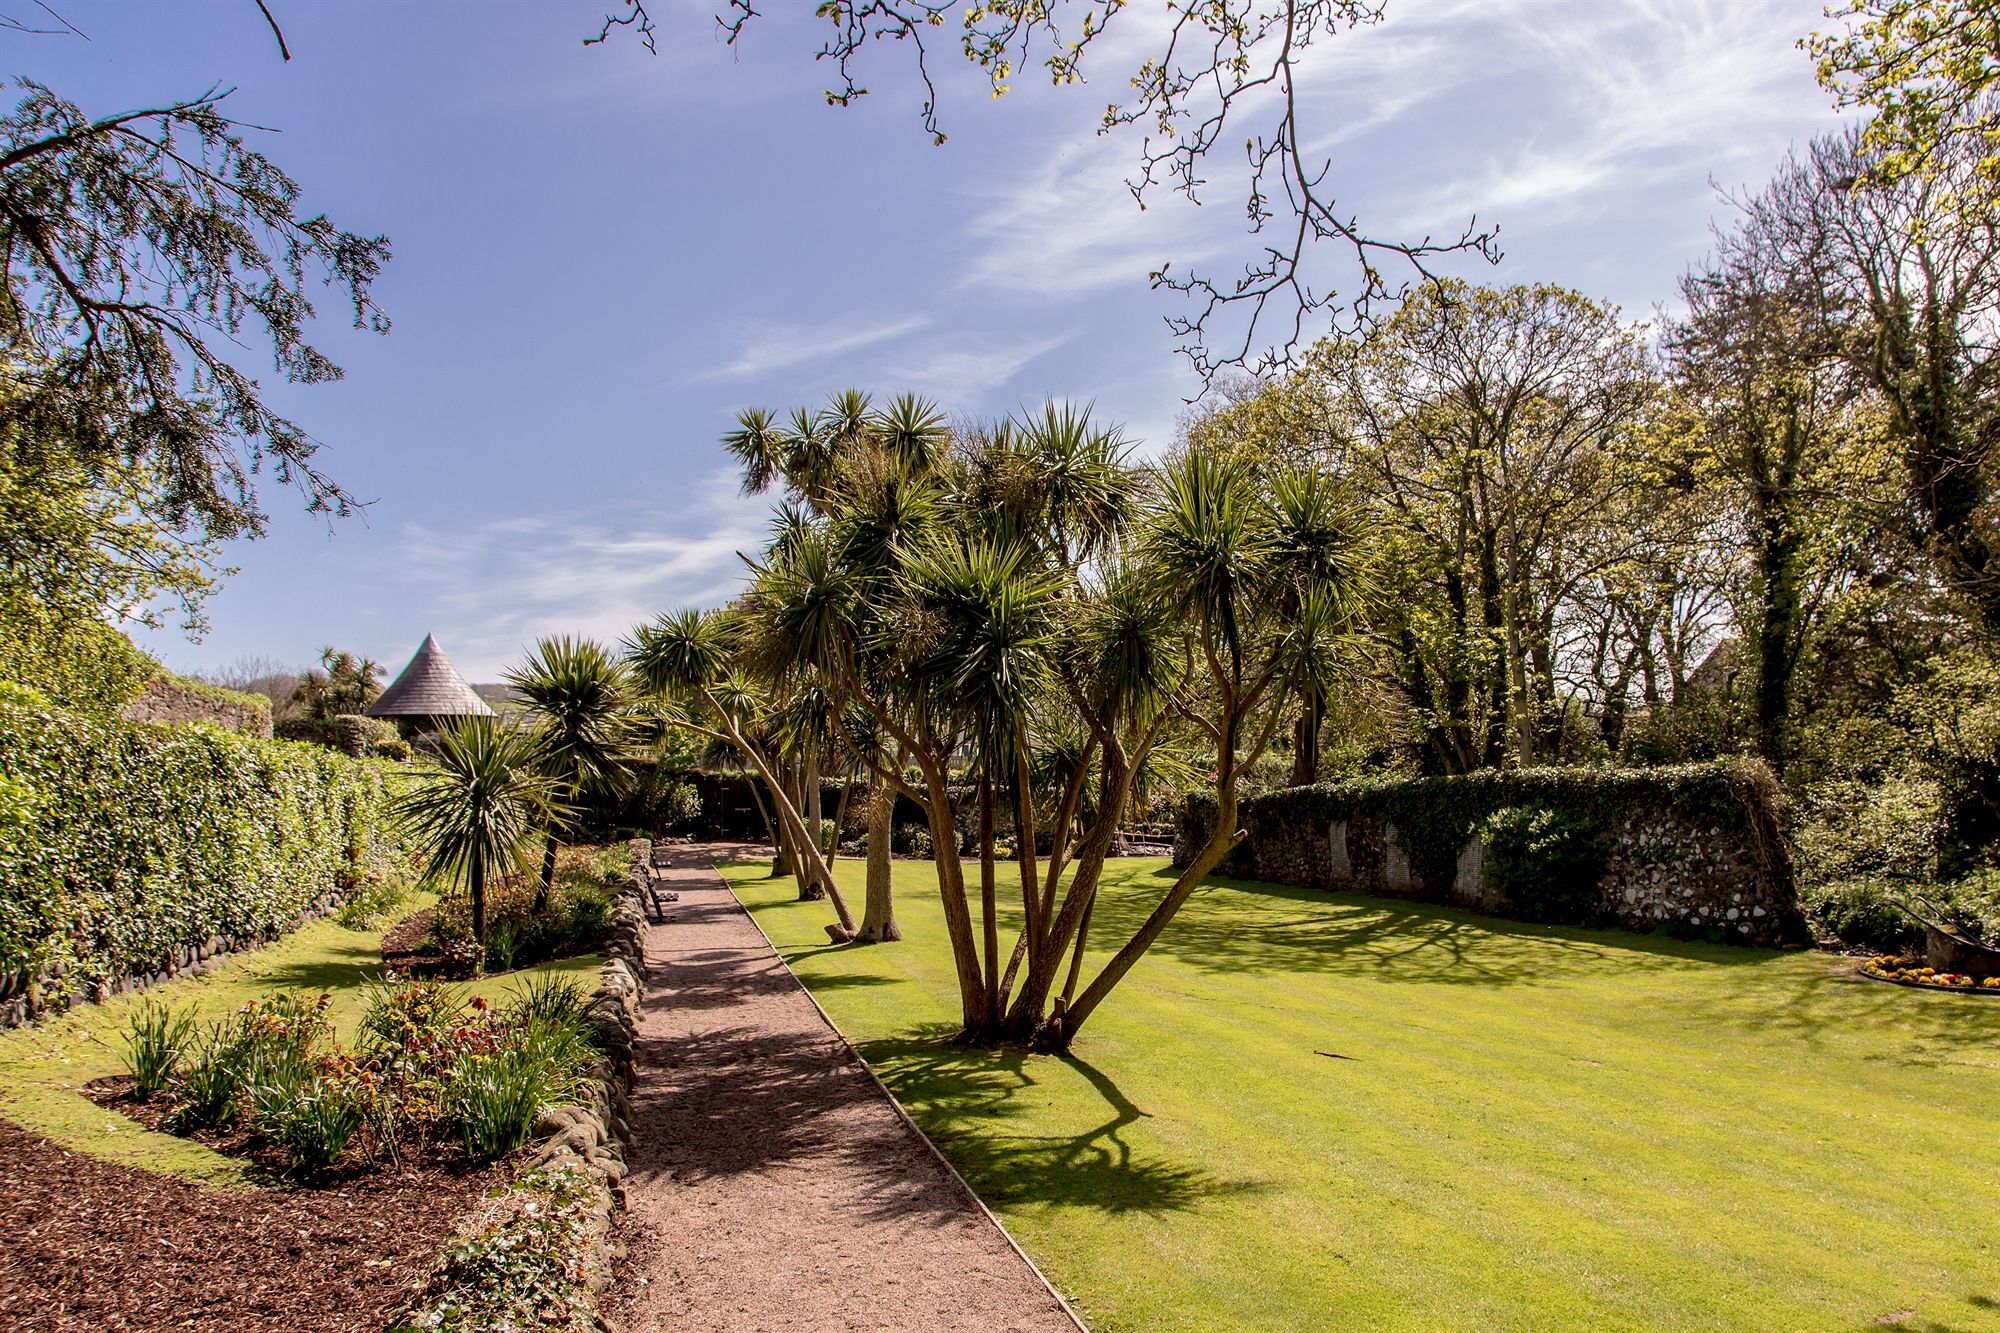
1809, 0, 2000, 193
281, 648, 383, 745
1729, 127, 2000, 644
625, 609, 860, 939
694, 390, 1361, 1048
0, 80, 390, 542
506, 636, 637, 913
394, 716, 560, 954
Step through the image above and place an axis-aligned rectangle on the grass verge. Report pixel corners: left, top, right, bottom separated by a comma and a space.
724, 857, 2000, 1332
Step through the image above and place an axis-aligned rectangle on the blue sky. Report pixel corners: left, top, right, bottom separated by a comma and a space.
21, 1, 1851, 681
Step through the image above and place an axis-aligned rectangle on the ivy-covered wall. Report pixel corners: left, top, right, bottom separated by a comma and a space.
0, 685, 409, 1021
1175, 761, 1807, 945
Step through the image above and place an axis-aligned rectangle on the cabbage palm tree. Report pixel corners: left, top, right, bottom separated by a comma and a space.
393, 715, 560, 956
625, 609, 859, 939
506, 636, 636, 913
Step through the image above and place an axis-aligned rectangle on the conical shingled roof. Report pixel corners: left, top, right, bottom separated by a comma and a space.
366, 634, 494, 719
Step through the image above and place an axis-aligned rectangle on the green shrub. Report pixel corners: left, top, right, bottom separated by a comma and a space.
1479, 806, 1612, 924
453, 1048, 548, 1157
0, 690, 409, 992
0, 616, 156, 715
425, 854, 618, 976
122, 1000, 194, 1099
1800, 876, 1921, 952
394, 1160, 603, 1333
172, 1021, 250, 1130
504, 974, 592, 1031
335, 869, 412, 930
360, 977, 466, 1053
257, 1079, 365, 1174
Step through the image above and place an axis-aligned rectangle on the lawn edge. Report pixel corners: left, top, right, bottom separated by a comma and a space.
724, 861, 1092, 1333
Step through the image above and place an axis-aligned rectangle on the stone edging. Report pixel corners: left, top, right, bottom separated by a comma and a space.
393, 838, 651, 1331
0, 889, 353, 1031
720, 853, 1091, 1333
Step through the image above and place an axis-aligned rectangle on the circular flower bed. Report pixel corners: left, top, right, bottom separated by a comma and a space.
1860, 956, 2000, 993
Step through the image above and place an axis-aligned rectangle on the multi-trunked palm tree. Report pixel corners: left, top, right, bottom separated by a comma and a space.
632, 391, 1359, 1049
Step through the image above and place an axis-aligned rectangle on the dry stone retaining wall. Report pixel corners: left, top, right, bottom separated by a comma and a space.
119, 676, 272, 738
1176, 762, 1807, 945
396, 837, 651, 1330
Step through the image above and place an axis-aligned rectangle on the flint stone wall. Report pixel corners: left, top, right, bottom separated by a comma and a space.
1175, 762, 1806, 946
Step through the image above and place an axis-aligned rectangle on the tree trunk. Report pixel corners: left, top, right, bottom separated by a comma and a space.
469, 853, 487, 966
744, 775, 781, 861
857, 779, 901, 942
801, 750, 823, 900
979, 765, 1000, 1023
1752, 481, 1803, 775
534, 833, 557, 915
717, 716, 855, 939
1290, 691, 1324, 787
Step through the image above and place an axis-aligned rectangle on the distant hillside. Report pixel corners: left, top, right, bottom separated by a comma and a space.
471, 683, 521, 713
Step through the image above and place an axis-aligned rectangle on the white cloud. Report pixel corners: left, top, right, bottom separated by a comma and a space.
375, 469, 774, 678
882, 330, 1075, 402
688, 314, 934, 384
1358, 0, 1841, 232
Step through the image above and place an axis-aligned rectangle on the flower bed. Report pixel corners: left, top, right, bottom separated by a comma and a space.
1859, 955, 2000, 993
99, 973, 610, 1178
394, 837, 650, 1333
380, 845, 624, 979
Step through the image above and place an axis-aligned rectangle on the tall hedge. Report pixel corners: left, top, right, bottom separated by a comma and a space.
0, 684, 409, 993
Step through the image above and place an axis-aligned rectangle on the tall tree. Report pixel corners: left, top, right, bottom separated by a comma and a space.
1728, 128, 2000, 643
1306, 282, 1654, 770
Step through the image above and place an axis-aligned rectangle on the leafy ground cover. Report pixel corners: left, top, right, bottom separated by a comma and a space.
0, 894, 599, 1188
724, 857, 2000, 1332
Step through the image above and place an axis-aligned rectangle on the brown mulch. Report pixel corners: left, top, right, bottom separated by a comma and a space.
605, 843, 1080, 1333
378, 904, 444, 974
0, 1119, 498, 1332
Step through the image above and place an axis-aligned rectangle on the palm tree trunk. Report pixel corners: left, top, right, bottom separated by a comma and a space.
979, 765, 999, 1021
744, 774, 781, 860
469, 853, 488, 965
535, 833, 557, 915
795, 759, 823, 901
827, 775, 853, 871
859, 778, 901, 942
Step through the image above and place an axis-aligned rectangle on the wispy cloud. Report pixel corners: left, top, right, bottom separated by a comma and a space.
883, 330, 1075, 402
688, 313, 933, 384
374, 469, 774, 678
1356, 0, 1839, 233
955, 127, 1222, 303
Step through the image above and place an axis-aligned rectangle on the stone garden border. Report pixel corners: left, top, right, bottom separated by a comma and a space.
392, 837, 651, 1332
1, 890, 354, 1031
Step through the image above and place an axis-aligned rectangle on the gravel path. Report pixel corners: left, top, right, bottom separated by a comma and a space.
606, 844, 1080, 1333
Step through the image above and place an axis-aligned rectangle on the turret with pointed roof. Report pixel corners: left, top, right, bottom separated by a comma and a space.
367, 634, 494, 722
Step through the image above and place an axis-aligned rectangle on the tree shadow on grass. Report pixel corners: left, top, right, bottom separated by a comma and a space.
859, 1023, 1267, 1217
1078, 863, 1798, 989
234, 937, 392, 996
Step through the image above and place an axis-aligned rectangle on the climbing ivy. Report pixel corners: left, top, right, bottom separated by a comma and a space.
0, 690, 410, 995
1182, 760, 1790, 911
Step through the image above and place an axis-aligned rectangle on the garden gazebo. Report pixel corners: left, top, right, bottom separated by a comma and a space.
366, 633, 493, 733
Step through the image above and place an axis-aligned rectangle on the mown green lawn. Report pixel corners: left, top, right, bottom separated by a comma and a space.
0, 896, 601, 1188
724, 857, 2000, 1332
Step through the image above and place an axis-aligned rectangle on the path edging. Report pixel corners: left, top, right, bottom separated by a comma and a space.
717, 853, 1091, 1333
